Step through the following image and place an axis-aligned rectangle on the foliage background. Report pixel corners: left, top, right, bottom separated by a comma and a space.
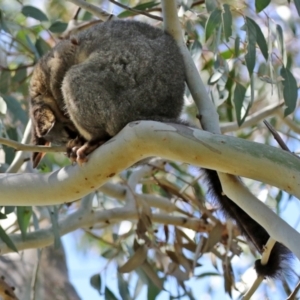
0, 0, 300, 299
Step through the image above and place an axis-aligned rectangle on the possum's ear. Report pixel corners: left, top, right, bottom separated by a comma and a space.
32, 105, 56, 137
30, 104, 56, 167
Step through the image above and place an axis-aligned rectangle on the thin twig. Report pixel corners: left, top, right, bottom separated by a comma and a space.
109, 0, 163, 21
0, 137, 65, 153
263, 120, 290, 151
66, 0, 117, 21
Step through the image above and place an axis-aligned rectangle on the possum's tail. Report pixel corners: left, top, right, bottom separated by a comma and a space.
205, 168, 292, 278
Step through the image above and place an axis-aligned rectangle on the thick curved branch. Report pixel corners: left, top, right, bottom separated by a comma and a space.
1, 122, 300, 205
0, 121, 299, 258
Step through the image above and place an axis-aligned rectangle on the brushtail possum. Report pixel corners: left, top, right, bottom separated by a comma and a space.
29, 20, 291, 278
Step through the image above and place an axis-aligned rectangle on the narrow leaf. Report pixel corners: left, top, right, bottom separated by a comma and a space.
21, 5, 48, 22
255, 0, 271, 12
245, 18, 257, 76
276, 24, 286, 66
4, 206, 14, 215
117, 273, 131, 300
234, 36, 240, 57
118, 244, 147, 273
35, 38, 51, 57
205, 0, 218, 12
280, 66, 298, 116
233, 83, 247, 126
2, 95, 28, 125
246, 17, 268, 61
222, 4, 232, 42
0, 10, 10, 33
17, 206, 32, 240
105, 287, 118, 300
295, 0, 300, 17
0, 225, 18, 252
205, 8, 222, 41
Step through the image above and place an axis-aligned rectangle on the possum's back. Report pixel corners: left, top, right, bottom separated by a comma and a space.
63, 20, 186, 140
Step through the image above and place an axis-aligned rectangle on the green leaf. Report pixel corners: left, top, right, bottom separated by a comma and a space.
105, 287, 119, 300
147, 280, 161, 300
295, 0, 300, 17
4, 206, 15, 215
280, 66, 298, 116
0, 72, 11, 94
245, 18, 256, 76
276, 24, 286, 66
2, 95, 28, 125
90, 274, 102, 294
196, 272, 221, 278
205, 8, 222, 41
233, 83, 247, 126
0, 212, 7, 219
17, 206, 32, 240
21, 5, 48, 22
234, 36, 240, 57
205, 0, 218, 12
255, 0, 271, 12
2, 127, 18, 165
117, 273, 131, 300
35, 37, 51, 57
246, 17, 268, 61
12, 68, 27, 83
48, 21, 68, 33
222, 4, 232, 42
0, 225, 18, 252
25, 35, 40, 59
0, 9, 10, 33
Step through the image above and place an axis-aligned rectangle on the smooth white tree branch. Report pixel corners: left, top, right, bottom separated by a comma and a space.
221, 102, 284, 133
3, 122, 300, 205
161, 0, 220, 133
0, 204, 209, 254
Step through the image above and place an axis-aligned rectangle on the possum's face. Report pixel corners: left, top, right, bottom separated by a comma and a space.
30, 101, 78, 168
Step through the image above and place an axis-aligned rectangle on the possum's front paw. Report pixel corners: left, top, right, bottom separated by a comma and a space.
67, 138, 107, 165
66, 136, 86, 162
75, 140, 107, 165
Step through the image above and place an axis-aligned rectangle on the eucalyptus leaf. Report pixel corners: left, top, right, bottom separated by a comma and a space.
0, 225, 18, 252
245, 18, 257, 76
246, 17, 268, 61
21, 5, 48, 22
49, 21, 68, 33
222, 4, 232, 42
205, 8, 222, 41
233, 82, 247, 126
17, 206, 32, 240
255, 0, 271, 12
280, 66, 298, 116
90, 274, 102, 295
